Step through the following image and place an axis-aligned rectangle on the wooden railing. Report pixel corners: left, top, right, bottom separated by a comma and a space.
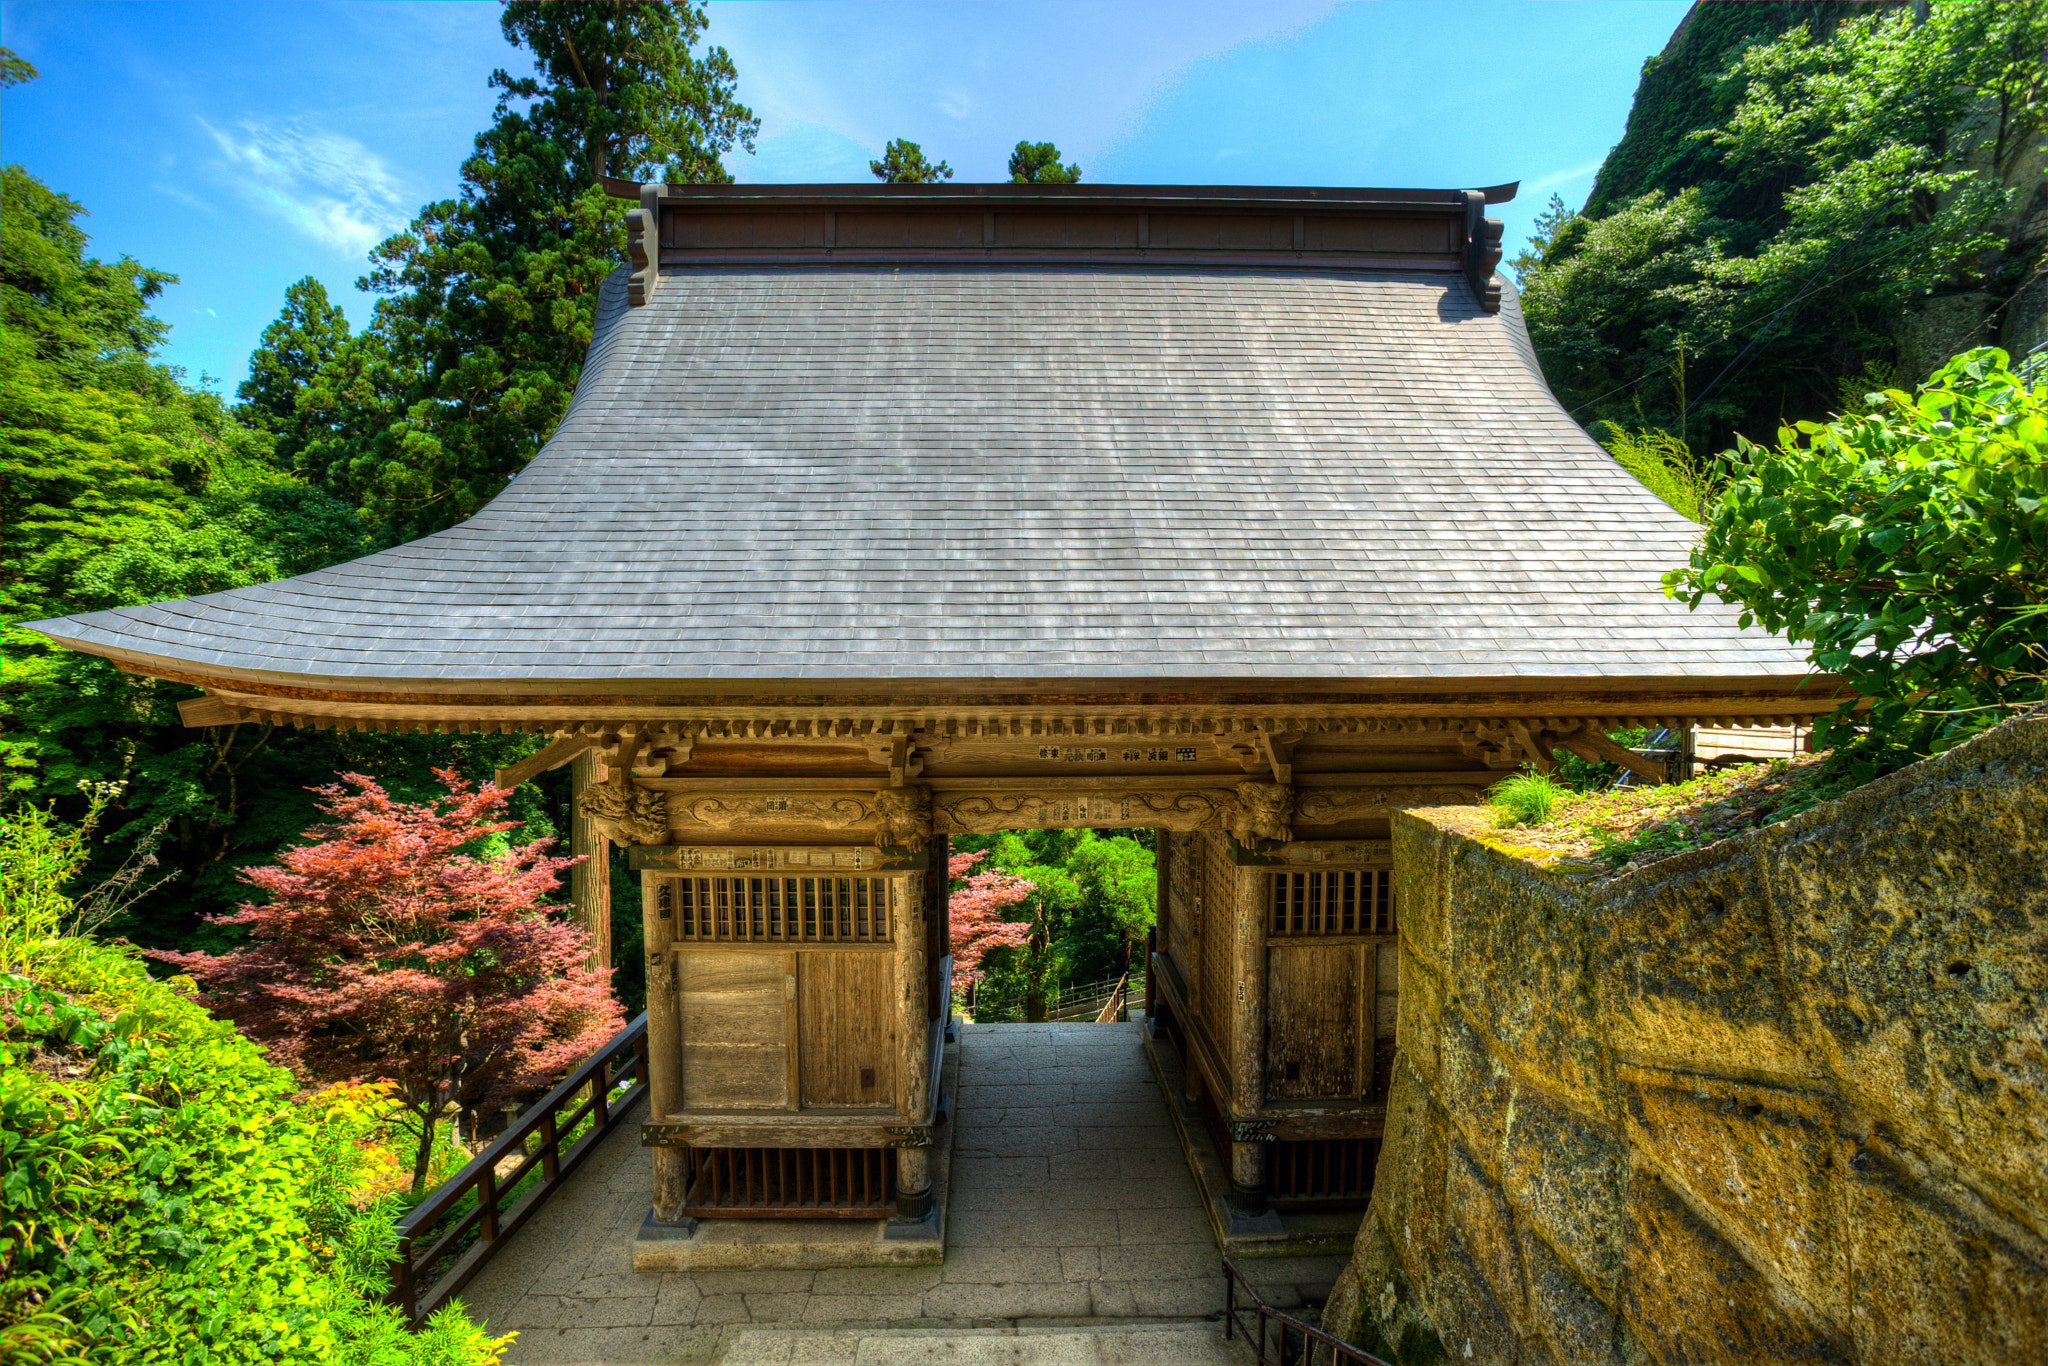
1092, 973, 1130, 1023
387, 1013, 650, 1326
1222, 1256, 1392, 1366
1045, 972, 1138, 1021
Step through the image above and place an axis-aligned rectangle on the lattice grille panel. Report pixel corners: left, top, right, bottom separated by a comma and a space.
1270, 1137, 1380, 1207
663, 876, 893, 943
1268, 870, 1395, 937
681, 1146, 896, 1219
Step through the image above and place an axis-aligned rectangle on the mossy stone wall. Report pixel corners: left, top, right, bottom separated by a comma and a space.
1322, 715, 2047, 1365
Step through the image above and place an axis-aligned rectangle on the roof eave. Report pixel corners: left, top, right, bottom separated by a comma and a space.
599, 178, 1521, 212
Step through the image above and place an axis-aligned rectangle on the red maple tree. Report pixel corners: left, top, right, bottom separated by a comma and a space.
947, 849, 1034, 991
154, 770, 622, 1191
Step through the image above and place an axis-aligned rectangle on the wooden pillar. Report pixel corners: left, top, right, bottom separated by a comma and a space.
926, 834, 949, 1020
1227, 861, 1270, 1215
642, 868, 687, 1223
569, 750, 612, 979
894, 867, 933, 1219
1148, 829, 1168, 1020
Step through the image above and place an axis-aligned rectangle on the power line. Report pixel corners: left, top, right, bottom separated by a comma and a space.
1686, 191, 1905, 415
1564, 189, 1910, 421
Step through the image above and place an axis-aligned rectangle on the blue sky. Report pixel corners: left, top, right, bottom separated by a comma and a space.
0, 0, 1688, 391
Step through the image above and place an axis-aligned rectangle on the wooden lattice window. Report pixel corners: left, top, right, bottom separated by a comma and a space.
681, 1146, 896, 1219
1268, 870, 1395, 937
1270, 1136, 1381, 1208
662, 876, 893, 944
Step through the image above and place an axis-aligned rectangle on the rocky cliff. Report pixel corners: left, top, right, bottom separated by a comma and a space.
1323, 715, 2047, 1364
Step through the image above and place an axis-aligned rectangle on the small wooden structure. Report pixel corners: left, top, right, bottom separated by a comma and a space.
27, 180, 1830, 1229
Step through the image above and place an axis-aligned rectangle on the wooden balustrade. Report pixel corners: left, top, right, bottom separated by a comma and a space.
387, 1014, 650, 1327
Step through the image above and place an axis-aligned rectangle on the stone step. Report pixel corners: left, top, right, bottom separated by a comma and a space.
715, 1318, 1254, 1366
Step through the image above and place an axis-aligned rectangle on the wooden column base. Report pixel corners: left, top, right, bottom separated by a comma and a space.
652, 1145, 690, 1224
895, 1147, 932, 1219
1229, 1141, 1269, 1216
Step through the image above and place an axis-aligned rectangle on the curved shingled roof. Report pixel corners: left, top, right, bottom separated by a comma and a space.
27, 260, 1808, 683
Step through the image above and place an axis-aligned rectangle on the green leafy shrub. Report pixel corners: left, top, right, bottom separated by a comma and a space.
0, 806, 511, 1364
1489, 769, 1572, 827
1668, 346, 2047, 779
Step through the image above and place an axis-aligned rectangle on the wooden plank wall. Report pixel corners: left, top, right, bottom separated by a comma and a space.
678, 953, 791, 1110
1266, 943, 1363, 1099
797, 954, 896, 1107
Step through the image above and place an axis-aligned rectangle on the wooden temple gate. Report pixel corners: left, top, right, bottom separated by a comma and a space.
488, 703, 1807, 1225
27, 178, 1833, 1240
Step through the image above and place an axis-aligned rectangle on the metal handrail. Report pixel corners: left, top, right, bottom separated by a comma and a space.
387, 1013, 650, 1326
1222, 1256, 1393, 1366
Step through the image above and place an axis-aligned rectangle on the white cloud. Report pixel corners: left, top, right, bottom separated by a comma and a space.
199, 117, 410, 256
152, 179, 219, 217
745, 121, 876, 183
1530, 159, 1605, 194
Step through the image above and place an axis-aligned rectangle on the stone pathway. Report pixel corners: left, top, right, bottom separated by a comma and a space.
463, 1021, 1345, 1365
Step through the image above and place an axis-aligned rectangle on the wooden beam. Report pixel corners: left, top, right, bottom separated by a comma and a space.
1256, 732, 1301, 783
493, 733, 599, 790
1557, 728, 1668, 784
176, 695, 245, 727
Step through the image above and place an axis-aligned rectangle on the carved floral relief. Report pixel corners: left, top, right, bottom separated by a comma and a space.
670, 794, 874, 834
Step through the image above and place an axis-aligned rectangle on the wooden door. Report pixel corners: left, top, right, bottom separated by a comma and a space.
797, 953, 896, 1108
678, 952, 792, 1110
1265, 943, 1364, 1100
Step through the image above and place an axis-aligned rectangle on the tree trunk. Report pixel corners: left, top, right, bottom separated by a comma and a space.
569, 750, 612, 981
411, 1107, 438, 1196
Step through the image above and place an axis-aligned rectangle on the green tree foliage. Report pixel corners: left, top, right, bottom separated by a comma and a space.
870, 138, 953, 184
0, 804, 509, 1363
2, 4, 751, 954
1669, 347, 2047, 777
1506, 192, 1575, 278
0, 158, 358, 787
0, 45, 37, 87
0, 146, 557, 957
493, 0, 755, 187
1580, 2, 1871, 218
949, 827, 1153, 1020
299, 1, 757, 541
1008, 140, 1081, 184
236, 275, 350, 468
1518, 0, 2046, 456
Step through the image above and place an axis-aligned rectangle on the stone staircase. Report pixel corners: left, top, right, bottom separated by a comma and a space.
714, 1318, 1253, 1365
